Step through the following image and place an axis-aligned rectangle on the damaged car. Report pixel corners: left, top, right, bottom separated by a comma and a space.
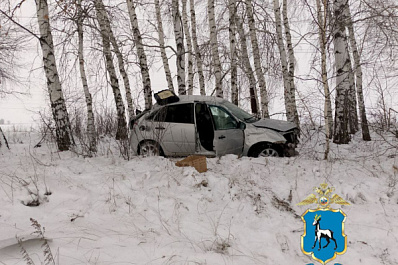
130, 92, 299, 157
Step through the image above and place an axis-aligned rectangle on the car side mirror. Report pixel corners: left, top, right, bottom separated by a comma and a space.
238, 121, 246, 130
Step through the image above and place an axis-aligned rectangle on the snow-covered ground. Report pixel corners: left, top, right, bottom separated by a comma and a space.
0, 129, 397, 264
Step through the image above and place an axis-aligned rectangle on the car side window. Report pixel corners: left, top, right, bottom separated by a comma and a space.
209, 105, 238, 130
148, 104, 194, 124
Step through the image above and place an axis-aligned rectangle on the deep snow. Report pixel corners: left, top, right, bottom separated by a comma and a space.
0, 128, 397, 264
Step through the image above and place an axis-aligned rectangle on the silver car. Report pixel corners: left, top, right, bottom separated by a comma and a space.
130, 95, 299, 157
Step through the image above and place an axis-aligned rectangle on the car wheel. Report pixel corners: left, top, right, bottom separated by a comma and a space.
251, 143, 281, 158
139, 141, 161, 156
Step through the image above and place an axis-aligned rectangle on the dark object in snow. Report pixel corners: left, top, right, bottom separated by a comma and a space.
154, 89, 180, 105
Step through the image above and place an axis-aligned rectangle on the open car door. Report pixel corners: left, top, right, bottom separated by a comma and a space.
208, 105, 244, 156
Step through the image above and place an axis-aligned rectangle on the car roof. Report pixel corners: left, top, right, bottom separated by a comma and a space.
153, 95, 227, 109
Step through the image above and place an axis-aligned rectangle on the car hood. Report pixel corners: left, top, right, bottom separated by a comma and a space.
252, 118, 297, 132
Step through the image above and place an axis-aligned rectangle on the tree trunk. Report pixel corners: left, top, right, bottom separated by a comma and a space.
229, 0, 238, 105
77, 0, 96, 152
345, 3, 371, 141
189, 0, 206, 95
282, 0, 300, 128
236, 16, 258, 114
95, 0, 134, 119
208, 0, 223, 98
126, 0, 152, 110
182, 0, 194, 95
95, 0, 127, 140
346, 44, 359, 134
246, 0, 267, 117
333, 0, 350, 144
35, 0, 73, 151
154, 0, 174, 92
273, 0, 291, 122
316, 0, 332, 159
172, 0, 186, 95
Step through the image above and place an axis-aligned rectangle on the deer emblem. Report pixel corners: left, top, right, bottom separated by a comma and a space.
312, 214, 337, 251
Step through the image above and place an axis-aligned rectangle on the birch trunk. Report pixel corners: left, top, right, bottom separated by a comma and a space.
273, 0, 291, 122
35, 0, 73, 151
229, 0, 238, 105
77, 0, 96, 152
316, 0, 332, 159
154, 0, 174, 92
236, 17, 258, 114
172, 0, 186, 95
208, 0, 223, 98
345, 3, 371, 141
96, 0, 134, 119
346, 45, 359, 134
126, 0, 152, 109
246, 0, 267, 117
95, 0, 127, 140
282, 0, 300, 127
190, 0, 206, 95
333, 0, 350, 144
182, 0, 194, 95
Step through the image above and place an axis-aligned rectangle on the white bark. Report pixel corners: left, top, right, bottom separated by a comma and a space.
154, 0, 174, 92
246, 0, 266, 117
172, 0, 186, 95
316, 0, 332, 158
36, 0, 73, 151
236, 16, 258, 114
189, 0, 206, 95
208, 0, 223, 98
282, 0, 300, 127
96, 0, 134, 119
126, 0, 152, 109
345, 3, 371, 140
333, 0, 350, 144
95, 0, 127, 140
182, 0, 194, 95
273, 0, 291, 121
77, 0, 96, 152
229, 0, 238, 105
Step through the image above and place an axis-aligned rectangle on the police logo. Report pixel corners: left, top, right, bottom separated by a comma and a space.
298, 183, 349, 264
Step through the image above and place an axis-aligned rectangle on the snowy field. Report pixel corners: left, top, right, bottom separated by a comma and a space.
0, 128, 397, 265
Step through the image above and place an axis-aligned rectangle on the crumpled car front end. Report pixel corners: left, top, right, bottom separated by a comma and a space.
250, 118, 300, 157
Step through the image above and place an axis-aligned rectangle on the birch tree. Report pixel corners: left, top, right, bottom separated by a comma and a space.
332, 0, 350, 144
172, 0, 186, 95
190, 0, 206, 95
345, 2, 371, 141
126, 0, 152, 109
94, 0, 127, 140
316, 0, 333, 158
273, 0, 300, 125
282, 0, 300, 127
35, 0, 73, 151
208, 0, 223, 98
229, 0, 238, 105
236, 16, 259, 114
182, 0, 194, 95
76, 0, 96, 152
95, 0, 134, 119
154, 0, 174, 91
246, 0, 267, 117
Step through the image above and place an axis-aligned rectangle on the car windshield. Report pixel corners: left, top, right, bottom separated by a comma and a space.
221, 101, 259, 123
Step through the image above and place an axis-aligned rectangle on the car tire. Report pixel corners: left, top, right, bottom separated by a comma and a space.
139, 141, 162, 156
250, 143, 281, 158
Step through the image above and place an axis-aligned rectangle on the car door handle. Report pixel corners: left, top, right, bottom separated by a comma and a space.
218, 135, 226, 139
155, 127, 165, 130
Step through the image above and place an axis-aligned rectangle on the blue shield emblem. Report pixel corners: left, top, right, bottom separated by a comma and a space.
301, 208, 347, 264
